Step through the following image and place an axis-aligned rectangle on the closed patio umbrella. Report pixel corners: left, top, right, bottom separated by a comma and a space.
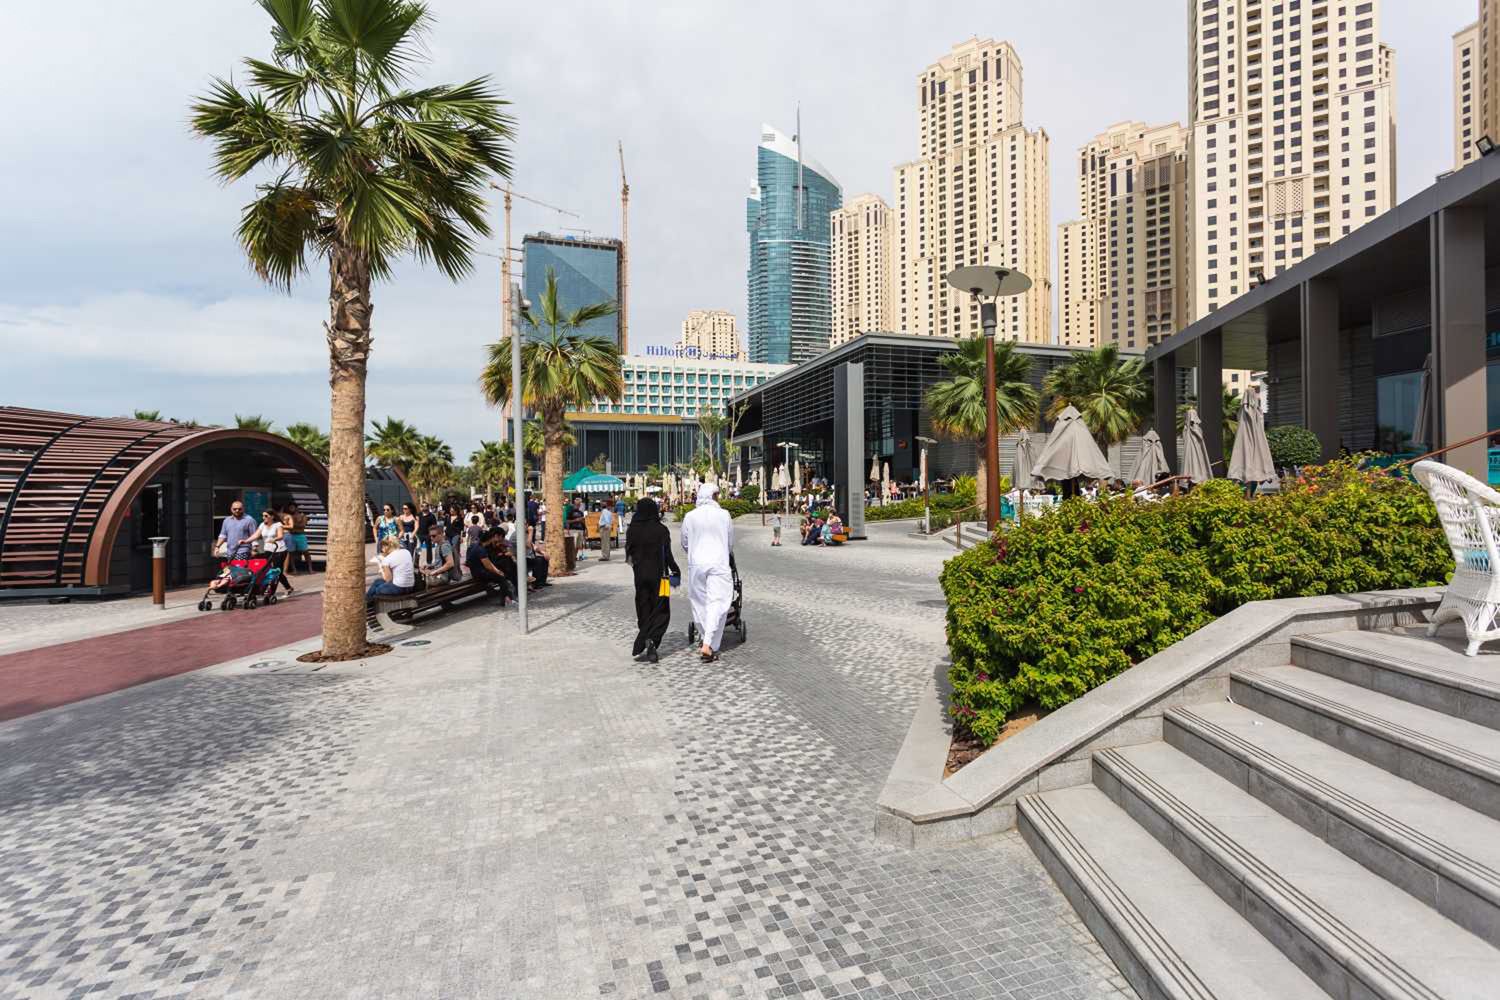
1128, 429, 1171, 485
1012, 429, 1038, 489
1032, 405, 1114, 483
1413, 353, 1432, 451
1181, 408, 1215, 485
869, 455, 880, 482
882, 461, 891, 504
1228, 386, 1276, 485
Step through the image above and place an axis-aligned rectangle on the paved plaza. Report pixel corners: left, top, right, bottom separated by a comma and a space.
0, 521, 1132, 1000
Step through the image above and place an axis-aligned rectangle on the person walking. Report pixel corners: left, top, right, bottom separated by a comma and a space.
681, 482, 734, 662
216, 499, 258, 560
398, 503, 419, 558
770, 511, 783, 547
245, 507, 294, 595
625, 497, 678, 663
376, 504, 401, 545
598, 502, 615, 561
283, 503, 311, 574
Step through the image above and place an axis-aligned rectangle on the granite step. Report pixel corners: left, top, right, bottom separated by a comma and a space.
1231, 665, 1500, 823
1292, 630, 1500, 730
1166, 700, 1500, 946
1094, 741, 1500, 1000
1016, 785, 1326, 1000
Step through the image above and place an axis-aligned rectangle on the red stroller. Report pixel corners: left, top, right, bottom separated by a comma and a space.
198, 556, 274, 611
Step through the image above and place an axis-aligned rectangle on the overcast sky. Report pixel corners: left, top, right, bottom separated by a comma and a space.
0, 0, 1474, 456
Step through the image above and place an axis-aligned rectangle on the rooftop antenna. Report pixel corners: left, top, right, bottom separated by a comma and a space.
795, 103, 805, 231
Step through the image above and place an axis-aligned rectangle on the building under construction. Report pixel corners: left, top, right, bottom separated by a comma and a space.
520, 232, 624, 347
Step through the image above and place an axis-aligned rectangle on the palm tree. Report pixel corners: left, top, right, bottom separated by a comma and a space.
284, 421, 330, 464
366, 417, 421, 474
190, 0, 514, 659
480, 268, 622, 573
469, 439, 512, 498
132, 409, 162, 422
1043, 344, 1150, 448
925, 337, 1038, 516
235, 414, 276, 433
408, 434, 454, 503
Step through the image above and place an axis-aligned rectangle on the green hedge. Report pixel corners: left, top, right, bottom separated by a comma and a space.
673, 499, 766, 519
938, 461, 1450, 746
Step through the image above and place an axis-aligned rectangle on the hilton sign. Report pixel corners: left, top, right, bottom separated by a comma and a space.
644, 345, 742, 361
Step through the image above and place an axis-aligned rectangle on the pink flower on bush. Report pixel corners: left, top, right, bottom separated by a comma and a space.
977, 673, 990, 683
1073, 586, 1084, 594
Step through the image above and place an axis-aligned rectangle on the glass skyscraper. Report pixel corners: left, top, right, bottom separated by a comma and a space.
521, 233, 622, 345
746, 123, 841, 365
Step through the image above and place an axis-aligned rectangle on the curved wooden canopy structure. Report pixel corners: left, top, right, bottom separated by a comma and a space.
0, 407, 329, 590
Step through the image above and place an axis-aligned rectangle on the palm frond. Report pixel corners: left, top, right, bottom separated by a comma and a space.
190, 79, 294, 180
236, 182, 324, 290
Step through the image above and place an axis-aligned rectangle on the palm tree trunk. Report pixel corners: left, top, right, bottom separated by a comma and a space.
542, 408, 569, 575
323, 244, 373, 659
975, 453, 988, 521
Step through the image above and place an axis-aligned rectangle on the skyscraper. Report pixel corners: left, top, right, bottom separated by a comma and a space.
1058, 121, 1191, 352
1189, 0, 1396, 319
678, 309, 745, 360
746, 122, 841, 365
894, 38, 1051, 343
829, 193, 895, 349
1057, 220, 1094, 348
521, 233, 623, 345
1442, 3, 1500, 169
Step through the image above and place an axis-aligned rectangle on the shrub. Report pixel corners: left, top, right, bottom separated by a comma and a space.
939, 460, 1449, 746
1266, 424, 1322, 468
674, 498, 762, 519
740, 484, 760, 504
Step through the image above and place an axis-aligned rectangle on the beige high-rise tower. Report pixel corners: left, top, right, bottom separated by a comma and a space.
830, 193, 895, 348
1189, 0, 1396, 319
894, 38, 1051, 343
1057, 220, 1094, 348
1057, 121, 1190, 353
1456, 20, 1482, 170
678, 310, 745, 361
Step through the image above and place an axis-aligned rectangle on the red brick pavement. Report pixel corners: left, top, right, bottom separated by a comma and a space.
0, 595, 326, 723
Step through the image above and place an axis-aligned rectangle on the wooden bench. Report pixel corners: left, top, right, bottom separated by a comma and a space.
367, 578, 495, 635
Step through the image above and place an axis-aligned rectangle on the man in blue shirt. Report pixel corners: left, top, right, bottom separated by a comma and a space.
217, 500, 258, 559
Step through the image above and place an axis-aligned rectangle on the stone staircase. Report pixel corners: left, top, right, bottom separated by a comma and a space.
939, 521, 990, 551
1018, 627, 1500, 1000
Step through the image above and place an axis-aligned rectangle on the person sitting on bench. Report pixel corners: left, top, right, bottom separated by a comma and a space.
367, 536, 415, 599
420, 524, 462, 586
465, 527, 513, 601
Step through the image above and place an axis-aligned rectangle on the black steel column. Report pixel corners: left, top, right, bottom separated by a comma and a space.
1300, 277, 1340, 462
1199, 329, 1224, 466
1153, 352, 1178, 473
1431, 206, 1488, 478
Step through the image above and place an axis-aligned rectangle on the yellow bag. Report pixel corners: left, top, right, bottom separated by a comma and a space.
658, 577, 671, 597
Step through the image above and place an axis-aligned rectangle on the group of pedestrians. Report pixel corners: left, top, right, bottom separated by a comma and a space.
214, 499, 313, 597
366, 497, 549, 604
625, 482, 735, 664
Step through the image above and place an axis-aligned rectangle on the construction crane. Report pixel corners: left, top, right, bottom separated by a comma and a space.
618, 140, 630, 355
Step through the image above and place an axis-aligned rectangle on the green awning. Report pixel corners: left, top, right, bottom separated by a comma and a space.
563, 469, 625, 494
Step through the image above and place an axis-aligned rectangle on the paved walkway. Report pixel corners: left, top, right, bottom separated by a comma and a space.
0, 522, 1132, 1000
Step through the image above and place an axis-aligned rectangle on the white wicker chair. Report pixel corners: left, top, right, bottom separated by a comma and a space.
1413, 459, 1500, 655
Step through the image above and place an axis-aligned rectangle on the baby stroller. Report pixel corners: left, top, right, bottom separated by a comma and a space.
197, 556, 273, 611
686, 554, 747, 646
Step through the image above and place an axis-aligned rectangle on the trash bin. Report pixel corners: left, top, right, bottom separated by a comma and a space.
564, 534, 577, 572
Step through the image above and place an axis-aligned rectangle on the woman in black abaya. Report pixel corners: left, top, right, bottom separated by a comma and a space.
624, 497, 679, 663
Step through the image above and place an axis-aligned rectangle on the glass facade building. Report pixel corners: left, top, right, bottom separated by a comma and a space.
521, 233, 622, 346
747, 124, 841, 366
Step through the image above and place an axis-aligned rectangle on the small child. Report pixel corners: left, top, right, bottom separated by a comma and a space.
770, 512, 782, 547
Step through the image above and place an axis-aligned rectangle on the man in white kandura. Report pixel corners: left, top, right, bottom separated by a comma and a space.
682, 481, 734, 662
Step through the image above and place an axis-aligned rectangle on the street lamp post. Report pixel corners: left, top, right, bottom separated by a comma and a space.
943, 266, 1033, 533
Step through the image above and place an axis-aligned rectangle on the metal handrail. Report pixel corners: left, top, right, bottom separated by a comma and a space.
1398, 429, 1500, 468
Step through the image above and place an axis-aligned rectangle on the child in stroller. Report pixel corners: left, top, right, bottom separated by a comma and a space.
197, 556, 278, 610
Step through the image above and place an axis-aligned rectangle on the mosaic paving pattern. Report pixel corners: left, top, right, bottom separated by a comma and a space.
0, 522, 1133, 999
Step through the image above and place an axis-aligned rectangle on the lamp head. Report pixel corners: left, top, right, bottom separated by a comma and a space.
944, 266, 1032, 298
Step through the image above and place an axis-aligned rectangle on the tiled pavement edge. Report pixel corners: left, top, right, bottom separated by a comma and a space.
0, 522, 1134, 1000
